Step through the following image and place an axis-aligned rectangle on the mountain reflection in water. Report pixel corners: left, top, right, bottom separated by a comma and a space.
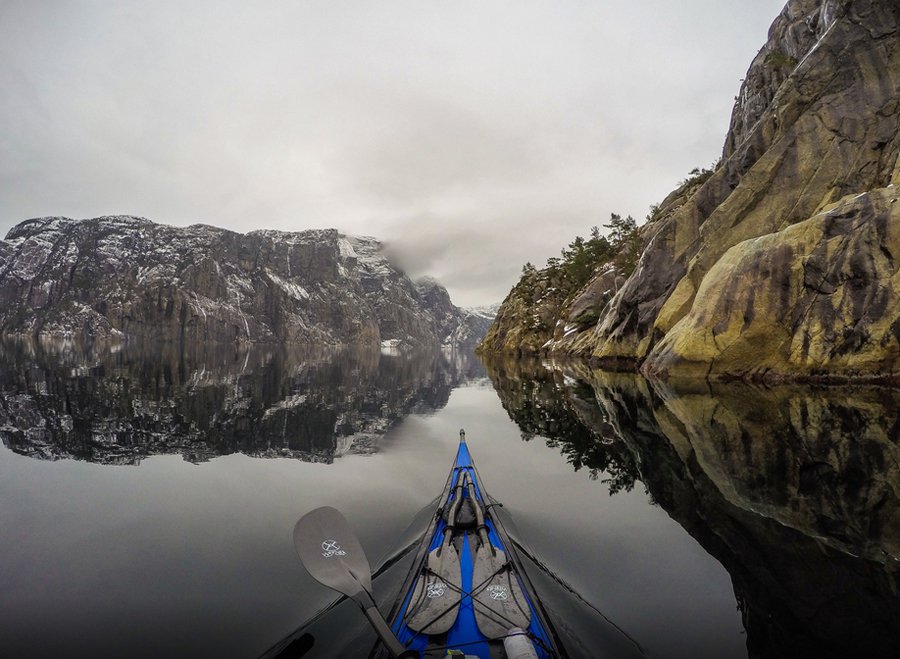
0, 341, 481, 465
3, 340, 898, 658
482, 354, 900, 659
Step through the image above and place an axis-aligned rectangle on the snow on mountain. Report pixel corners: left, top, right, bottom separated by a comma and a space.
0, 216, 489, 349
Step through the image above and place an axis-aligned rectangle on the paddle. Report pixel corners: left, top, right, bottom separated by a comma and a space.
293, 506, 414, 658
405, 471, 464, 633
466, 476, 532, 639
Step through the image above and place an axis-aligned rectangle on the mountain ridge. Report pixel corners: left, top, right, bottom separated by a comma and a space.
0, 215, 488, 349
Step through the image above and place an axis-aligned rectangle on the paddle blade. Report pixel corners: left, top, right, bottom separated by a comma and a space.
472, 546, 532, 639
293, 506, 374, 607
406, 542, 462, 634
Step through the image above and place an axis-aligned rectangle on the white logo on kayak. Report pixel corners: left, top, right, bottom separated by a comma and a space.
426, 581, 446, 598
321, 540, 347, 558
486, 585, 508, 601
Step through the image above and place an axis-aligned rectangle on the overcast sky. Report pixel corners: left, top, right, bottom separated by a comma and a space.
1, 0, 786, 307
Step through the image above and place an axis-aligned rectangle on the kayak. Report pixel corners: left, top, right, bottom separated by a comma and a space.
291, 429, 564, 659
370, 429, 563, 658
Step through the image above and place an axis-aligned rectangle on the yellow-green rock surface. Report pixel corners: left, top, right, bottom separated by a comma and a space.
646, 187, 900, 380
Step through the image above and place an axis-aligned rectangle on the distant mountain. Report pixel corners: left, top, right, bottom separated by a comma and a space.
455, 302, 500, 349
481, 0, 900, 382
0, 216, 488, 349
465, 302, 501, 321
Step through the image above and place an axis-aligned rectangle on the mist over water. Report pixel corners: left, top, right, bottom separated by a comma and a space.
1, 343, 896, 658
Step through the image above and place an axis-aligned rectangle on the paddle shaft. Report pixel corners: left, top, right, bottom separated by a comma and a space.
363, 606, 412, 658
466, 476, 492, 549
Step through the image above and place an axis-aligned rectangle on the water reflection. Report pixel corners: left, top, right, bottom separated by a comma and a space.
485, 355, 641, 494
483, 354, 900, 659
0, 340, 482, 465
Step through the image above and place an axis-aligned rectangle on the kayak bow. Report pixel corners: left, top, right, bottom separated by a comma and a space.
372, 429, 563, 658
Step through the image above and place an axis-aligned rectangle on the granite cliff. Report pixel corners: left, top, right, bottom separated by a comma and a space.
0, 216, 488, 349
482, 0, 900, 381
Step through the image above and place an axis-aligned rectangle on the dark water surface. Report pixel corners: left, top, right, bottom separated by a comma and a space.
1, 343, 897, 658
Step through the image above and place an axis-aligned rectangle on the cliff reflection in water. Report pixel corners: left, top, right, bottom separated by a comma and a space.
483, 355, 900, 659
0, 341, 480, 465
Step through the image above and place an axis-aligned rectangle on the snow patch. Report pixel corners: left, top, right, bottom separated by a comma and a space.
381, 338, 403, 354
337, 237, 357, 260
224, 274, 253, 340
262, 393, 309, 419
265, 269, 309, 301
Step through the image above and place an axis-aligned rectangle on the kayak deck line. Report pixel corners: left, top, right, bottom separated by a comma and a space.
372, 429, 563, 659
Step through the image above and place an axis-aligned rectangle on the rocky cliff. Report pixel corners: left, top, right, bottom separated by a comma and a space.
0, 216, 487, 349
481, 261, 628, 356
480, 219, 637, 355
483, 0, 900, 381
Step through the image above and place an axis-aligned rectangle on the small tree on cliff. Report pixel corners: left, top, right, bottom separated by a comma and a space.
604, 213, 641, 276
556, 230, 614, 288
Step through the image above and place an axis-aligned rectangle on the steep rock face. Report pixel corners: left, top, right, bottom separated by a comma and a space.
458, 303, 500, 348
593, 0, 900, 375
543, 264, 626, 354
647, 187, 900, 380
479, 266, 574, 354
481, 263, 629, 356
0, 216, 481, 348
485, 0, 900, 380
479, 219, 635, 355
415, 277, 496, 349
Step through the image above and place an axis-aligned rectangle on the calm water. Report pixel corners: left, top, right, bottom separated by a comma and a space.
1, 343, 897, 658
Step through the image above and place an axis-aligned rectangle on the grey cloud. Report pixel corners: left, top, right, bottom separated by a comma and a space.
381, 204, 602, 308
1, 0, 787, 306
342, 97, 549, 206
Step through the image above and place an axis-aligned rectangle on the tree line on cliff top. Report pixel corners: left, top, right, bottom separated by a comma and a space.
518, 163, 717, 305
520, 212, 641, 298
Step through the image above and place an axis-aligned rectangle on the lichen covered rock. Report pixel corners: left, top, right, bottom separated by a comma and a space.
595, 0, 900, 374
646, 187, 900, 380
479, 266, 573, 354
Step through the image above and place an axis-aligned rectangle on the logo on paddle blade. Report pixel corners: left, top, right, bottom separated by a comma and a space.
486, 585, 508, 601
426, 581, 446, 598
321, 540, 347, 558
